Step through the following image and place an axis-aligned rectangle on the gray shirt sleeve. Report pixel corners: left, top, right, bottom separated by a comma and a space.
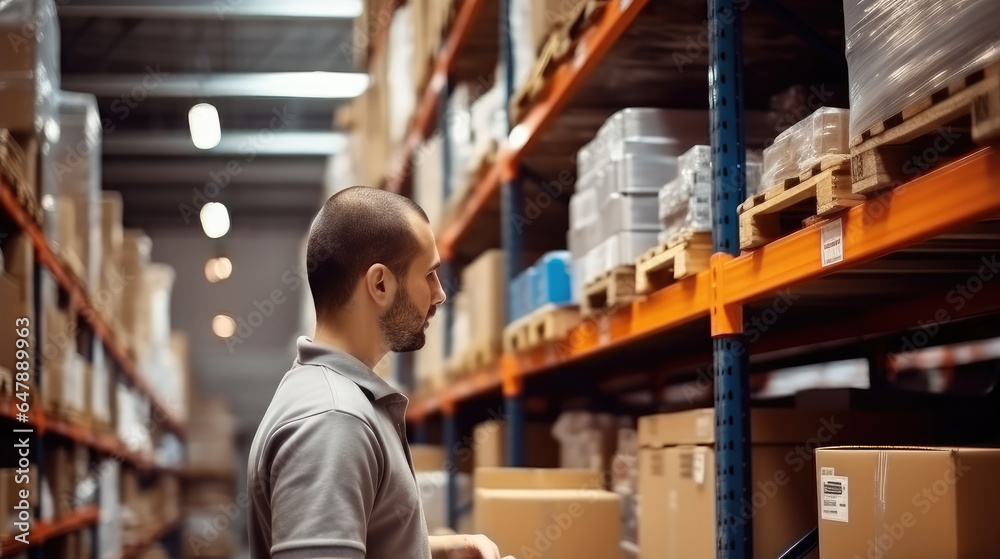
268, 410, 383, 559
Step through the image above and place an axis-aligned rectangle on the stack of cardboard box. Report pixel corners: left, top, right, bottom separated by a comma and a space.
637, 407, 927, 559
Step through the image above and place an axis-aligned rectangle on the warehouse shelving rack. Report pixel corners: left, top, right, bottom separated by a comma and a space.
373, 0, 1000, 556
0, 178, 186, 556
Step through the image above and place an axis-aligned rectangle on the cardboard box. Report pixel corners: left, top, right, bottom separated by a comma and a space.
99, 191, 124, 323
637, 448, 667, 557
121, 229, 152, 353
474, 468, 603, 490
472, 420, 561, 469
474, 488, 620, 559
0, 272, 29, 380
816, 447, 1000, 559
410, 444, 446, 472
0, 465, 38, 538
460, 250, 505, 349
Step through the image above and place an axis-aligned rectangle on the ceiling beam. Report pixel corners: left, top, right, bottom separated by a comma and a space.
58, 0, 363, 19
102, 158, 326, 184
62, 72, 369, 99
102, 131, 347, 156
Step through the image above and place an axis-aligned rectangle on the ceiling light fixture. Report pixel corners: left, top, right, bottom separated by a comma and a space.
212, 314, 237, 338
205, 256, 233, 283
200, 202, 231, 238
188, 102, 222, 149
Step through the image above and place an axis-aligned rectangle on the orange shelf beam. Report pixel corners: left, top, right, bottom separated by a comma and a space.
408, 147, 1000, 420
0, 397, 167, 472
721, 146, 1000, 306
436, 0, 652, 258
385, 0, 489, 195
0, 180, 186, 437
0, 506, 100, 555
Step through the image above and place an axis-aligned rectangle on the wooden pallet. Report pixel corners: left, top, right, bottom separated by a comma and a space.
581, 266, 635, 317
850, 61, 1000, 195
738, 156, 864, 250
635, 231, 713, 295
526, 304, 580, 347
502, 313, 533, 353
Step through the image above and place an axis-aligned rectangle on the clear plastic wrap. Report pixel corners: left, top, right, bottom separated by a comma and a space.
599, 192, 659, 240
604, 231, 659, 272
599, 154, 679, 200
577, 108, 708, 187
0, 0, 60, 139
658, 146, 763, 242
386, 5, 414, 149
658, 145, 712, 240
568, 186, 598, 230
761, 107, 849, 188
844, 0, 1000, 138
44, 91, 103, 293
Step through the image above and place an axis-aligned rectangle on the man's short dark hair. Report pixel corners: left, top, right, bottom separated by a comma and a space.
307, 186, 428, 315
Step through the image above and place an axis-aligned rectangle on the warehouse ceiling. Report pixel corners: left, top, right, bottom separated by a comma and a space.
57, 1, 363, 432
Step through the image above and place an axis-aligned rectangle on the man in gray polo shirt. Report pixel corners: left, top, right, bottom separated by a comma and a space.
248, 187, 513, 559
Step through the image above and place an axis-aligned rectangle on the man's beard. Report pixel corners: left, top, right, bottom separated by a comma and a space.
379, 285, 433, 353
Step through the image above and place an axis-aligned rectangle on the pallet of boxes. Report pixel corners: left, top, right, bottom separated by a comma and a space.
738, 107, 861, 250
182, 399, 238, 559
844, 0, 1000, 197
503, 251, 579, 353
567, 109, 708, 316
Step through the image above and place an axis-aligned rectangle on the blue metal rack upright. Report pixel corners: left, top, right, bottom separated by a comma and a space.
708, 0, 752, 558
499, 0, 526, 469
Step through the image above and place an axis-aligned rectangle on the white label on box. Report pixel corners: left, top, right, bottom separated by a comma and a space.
692, 452, 706, 485
820, 474, 849, 522
821, 467, 835, 476
695, 414, 713, 440
820, 218, 844, 267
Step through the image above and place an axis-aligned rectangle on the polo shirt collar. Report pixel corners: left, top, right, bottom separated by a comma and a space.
295, 336, 400, 401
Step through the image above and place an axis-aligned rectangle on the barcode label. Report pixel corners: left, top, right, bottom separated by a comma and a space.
820, 474, 849, 522
820, 218, 844, 267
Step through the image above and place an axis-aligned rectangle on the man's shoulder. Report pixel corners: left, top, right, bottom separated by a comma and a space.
267, 360, 379, 430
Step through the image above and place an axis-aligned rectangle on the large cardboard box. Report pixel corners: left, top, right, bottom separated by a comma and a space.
473, 420, 561, 469
460, 250, 505, 349
475, 488, 620, 559
475, 468, 602, 490
816, 447, 1000, 559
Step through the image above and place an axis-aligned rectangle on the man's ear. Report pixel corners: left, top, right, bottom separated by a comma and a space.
365, 263, 396, 308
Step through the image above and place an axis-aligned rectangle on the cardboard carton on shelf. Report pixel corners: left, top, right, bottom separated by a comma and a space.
0, 465, 38, 539
816, 446, 1000, 559
411, 445, 446, 472
473, 420, 560, 470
